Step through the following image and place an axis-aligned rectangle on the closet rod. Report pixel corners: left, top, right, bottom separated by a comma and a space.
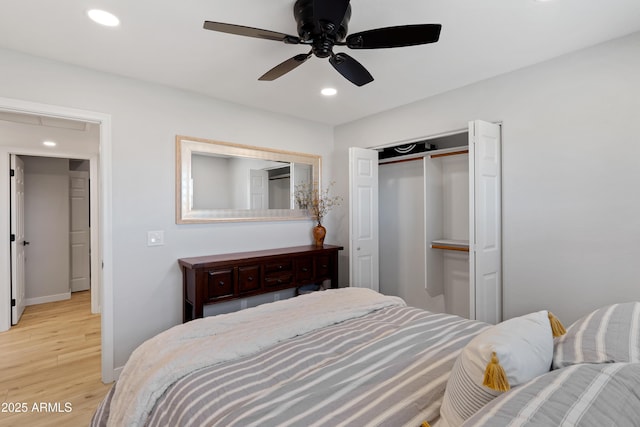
431, 244, 470, 252
379, 157, 424, 166
430, 149, 469, 159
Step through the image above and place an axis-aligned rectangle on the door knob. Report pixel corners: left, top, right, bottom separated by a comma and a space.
22, 241, 30, 246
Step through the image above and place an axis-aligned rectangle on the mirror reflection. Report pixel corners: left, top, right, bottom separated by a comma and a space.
191, 155, 312, 210
176, 136, 320, 223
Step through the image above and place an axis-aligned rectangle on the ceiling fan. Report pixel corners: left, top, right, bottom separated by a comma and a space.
203, 0, 442, 87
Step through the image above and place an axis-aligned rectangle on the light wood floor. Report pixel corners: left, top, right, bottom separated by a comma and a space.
0, 291, 112, 427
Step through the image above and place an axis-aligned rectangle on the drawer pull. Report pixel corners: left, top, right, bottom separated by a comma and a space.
301, 267, 309, 272
218, 281, 225, 287
278, 265, 283, 270
321, 264, 328, 269
247, 276, 254, 281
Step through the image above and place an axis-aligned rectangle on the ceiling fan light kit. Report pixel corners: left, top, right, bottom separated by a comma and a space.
203, 0, 441, 87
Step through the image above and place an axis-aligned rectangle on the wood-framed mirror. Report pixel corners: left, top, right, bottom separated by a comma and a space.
176, 135, 321, 223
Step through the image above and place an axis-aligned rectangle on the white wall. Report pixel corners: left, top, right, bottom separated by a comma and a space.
379, 160, 428, 307
441, 155, 469, 241
23, 156, 70, 303
0, 48, 336, 371
334, 31, 640, 325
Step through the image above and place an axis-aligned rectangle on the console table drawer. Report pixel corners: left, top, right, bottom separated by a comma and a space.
206, 269, 234, 300
265, 258, 292, 274
296, 256, 314, 282
238, 265, 261, 293
315, 254, 331, 278
264, 273, 294, 288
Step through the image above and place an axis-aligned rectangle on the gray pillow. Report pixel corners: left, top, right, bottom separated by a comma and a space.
462, 363, 640, 427
552, 302, 640, 369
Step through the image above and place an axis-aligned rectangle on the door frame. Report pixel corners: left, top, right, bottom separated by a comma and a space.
0, 96, 114, 383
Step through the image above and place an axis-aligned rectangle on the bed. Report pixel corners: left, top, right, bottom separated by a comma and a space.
91, 289, 640, 427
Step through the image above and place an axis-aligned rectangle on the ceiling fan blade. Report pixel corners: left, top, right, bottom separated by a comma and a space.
259, 52, 312, 81
313, 0, 350, 29
203, 21, 300, 44
346, 24, 442, 49
329, 53, 373, 87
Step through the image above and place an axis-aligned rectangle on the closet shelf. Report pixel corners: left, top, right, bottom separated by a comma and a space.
430, 149, 469, 159
431, 239, 470, 252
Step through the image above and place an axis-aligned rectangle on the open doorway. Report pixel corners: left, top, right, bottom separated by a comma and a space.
0, 98, 114, 383
11, 156, 92, 316
3, 115, 99, 326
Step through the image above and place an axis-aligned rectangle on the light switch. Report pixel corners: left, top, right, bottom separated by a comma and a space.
147, 230, 164, 246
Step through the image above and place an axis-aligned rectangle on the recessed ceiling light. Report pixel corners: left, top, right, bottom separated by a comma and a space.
43, 141, 57, 147
87, 9, 120, 27
321, 88, 337, 96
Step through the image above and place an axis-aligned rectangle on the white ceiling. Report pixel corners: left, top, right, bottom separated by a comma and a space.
1, 0, 640, 125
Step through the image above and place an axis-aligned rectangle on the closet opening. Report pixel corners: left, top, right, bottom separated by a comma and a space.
376, 121, 501, 323
378, 130, 470, 316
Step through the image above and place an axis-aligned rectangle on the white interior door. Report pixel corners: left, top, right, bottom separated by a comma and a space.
349, 147, 379, 291
70, 170, 90, 292
10, 154, 26, 325
469, 120, 502, 324
249, 169, 268, 209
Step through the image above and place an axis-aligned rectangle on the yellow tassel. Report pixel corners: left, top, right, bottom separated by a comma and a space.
482, 351, 510, 392
548, 311, 567, 337
421, 422, 431, 427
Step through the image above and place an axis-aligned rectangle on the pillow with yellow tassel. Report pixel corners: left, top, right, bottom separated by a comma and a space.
438, 310, 566, 427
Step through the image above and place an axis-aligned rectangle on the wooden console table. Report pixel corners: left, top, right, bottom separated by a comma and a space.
178, 244, 343, 322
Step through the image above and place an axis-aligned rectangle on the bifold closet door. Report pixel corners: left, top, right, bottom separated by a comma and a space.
349, 147, 379, 291
469, 120, 502, 324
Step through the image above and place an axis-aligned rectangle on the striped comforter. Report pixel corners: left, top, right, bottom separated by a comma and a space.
92, 291, 487, 427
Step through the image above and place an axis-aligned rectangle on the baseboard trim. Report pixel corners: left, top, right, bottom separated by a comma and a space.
113, 366, 124, 382
25, 292, 71, 306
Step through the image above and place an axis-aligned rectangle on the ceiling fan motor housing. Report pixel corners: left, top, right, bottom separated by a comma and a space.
294, 0, 351, 58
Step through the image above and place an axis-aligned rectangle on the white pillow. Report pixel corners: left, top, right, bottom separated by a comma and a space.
439, 310, 554, 427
